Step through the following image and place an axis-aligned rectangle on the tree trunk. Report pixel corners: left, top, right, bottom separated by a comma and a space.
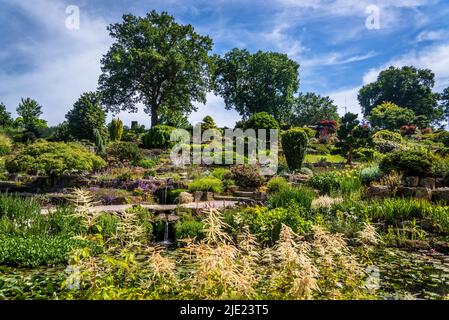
346, 151, 353, 166
151, 109, 158, 128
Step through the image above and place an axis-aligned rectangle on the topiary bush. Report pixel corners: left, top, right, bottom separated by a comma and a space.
230, 164, 265, 188
281, 128, 308, 171
107, 142, 143, 163
142, 125, 175, 149
379, 148, 436, 177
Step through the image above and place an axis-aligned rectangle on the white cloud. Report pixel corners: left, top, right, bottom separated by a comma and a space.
362, 42, 449, 90
327, 86, 362, 116
189, 93, 240, 128
416, 30, 446, 42
0, 0, 111, 125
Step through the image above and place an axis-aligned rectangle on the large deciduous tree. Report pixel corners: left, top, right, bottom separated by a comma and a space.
358, 66, 442, 123
66, 92, 107, 141
98, 11, 213, 128
213, 48, 299, 123
289, 92, 339, 127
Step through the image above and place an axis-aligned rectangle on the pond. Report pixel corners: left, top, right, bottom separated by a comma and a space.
370, 248, 449, 299
1, 247, 449, 300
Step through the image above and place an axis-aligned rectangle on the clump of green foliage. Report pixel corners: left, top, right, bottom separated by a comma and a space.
188, 177, 223, 193
142, 125, 175, 149
379, 148, 436, 177
5, 141, 106, 179
174, 214, 205, 243
360, 165, 383, 184
373, 130, 403, 143
309, 172, 340, 194
268, 186, 314, 209
0, 235, 85, 268
107, 142, 143, 163
243, 112, 279, 130
281, 128, 308, 171
137, 158, 156, 169
226, 205, 312, 245
266, 176, 289, 194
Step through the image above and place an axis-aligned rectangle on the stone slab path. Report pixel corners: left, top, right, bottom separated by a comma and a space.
42, 200, 239, 214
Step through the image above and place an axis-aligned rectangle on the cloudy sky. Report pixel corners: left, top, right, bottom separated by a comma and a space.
1, 0, 449, 128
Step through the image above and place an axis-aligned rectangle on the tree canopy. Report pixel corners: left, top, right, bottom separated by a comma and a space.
98, 10, 213, 128
358, 66, 442, 123
289, 92, 339, 127
213, 48, 299, 123
0, 103, 13, 127
66, 92, 107, 141
368, 102, 416, 130
16, 98, 47, 135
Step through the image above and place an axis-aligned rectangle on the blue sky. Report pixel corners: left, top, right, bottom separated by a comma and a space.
1, 0, 449, 128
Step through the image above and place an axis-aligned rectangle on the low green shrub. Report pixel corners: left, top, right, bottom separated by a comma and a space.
360, 165, 383, 184
5, 141, 106, 178
267, 176, 289, 194
353, 148, 376, 162
379, 148, 436, 177
373, 130, 403, 143
211, 167, 231, 180
136, 158, 156, 169
188, 177, 223, 193
430, 131, 449, 147
309, 172, 339, 194
174, 214, 205, 242
107, 142, 143, 163
94, 212, 120, 237
268, 186, 314, 209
